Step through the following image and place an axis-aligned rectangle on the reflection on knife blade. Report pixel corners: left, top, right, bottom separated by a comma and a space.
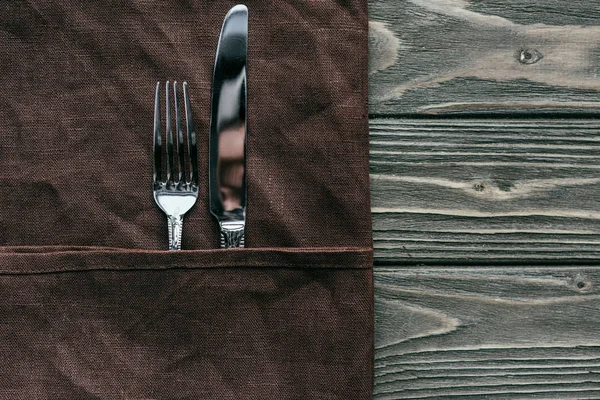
209, 5, 248, 248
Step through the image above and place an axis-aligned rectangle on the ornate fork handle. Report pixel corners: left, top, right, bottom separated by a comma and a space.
167, 215, 185, 250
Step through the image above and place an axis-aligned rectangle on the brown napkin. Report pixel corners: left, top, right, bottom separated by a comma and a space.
0, 1, 372, 398
0, 1, 370, 250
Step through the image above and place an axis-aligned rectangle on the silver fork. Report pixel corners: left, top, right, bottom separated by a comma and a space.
153, 81, 199, 250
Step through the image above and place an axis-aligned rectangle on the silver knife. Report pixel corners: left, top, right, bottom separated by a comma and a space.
209, 5, 248, 248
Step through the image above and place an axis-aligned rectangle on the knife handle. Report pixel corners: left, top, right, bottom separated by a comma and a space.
220, 221, 245, 248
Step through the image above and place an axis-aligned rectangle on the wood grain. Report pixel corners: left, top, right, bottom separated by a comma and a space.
368, 2, 600, 397
373, 266, 600, 399
368, 0, 600, 115
370, 119, 600, 263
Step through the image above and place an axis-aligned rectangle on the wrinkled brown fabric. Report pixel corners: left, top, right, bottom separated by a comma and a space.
0, 1, 371, 399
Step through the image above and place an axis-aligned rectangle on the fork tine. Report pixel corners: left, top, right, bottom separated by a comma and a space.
165, 81, 175, 184
183, 82, 199, 186
173, 81, 187, 183
153, 81, 162, 184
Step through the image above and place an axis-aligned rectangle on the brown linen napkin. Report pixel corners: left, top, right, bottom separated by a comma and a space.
0, 1, 372, 399
0, 0, 370, 250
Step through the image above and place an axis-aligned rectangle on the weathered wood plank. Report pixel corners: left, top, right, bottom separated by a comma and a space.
368, 0, 600, 115
373, 266, 600, 399
370, 119, 600, 263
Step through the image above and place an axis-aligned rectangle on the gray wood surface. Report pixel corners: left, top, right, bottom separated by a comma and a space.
373, 266, 600, 399
368, 0, 600, 115
369, 117, 600, 397
368, 2, 600, 396
371, 118, 600, 263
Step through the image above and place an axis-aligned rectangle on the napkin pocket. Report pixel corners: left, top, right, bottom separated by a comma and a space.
0, 246, 373, 399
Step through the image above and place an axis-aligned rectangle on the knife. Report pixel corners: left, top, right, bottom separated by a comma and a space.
209, 5, 248, 248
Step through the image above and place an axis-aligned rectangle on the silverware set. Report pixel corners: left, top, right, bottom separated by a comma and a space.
153, 5, 248, 250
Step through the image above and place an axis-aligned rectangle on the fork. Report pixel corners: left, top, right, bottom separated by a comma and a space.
153, 81, 199, 250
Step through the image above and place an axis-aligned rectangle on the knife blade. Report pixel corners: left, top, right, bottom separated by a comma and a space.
209, 5, 248, 248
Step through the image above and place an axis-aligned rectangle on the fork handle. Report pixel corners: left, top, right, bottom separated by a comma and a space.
167, 215, 184, 250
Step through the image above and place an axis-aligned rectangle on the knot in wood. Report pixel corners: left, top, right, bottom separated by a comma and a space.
518, 48, 544, 65
573, 273, 592, 291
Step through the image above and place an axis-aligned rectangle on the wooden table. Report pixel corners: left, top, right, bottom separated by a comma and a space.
369, 1, 600, 397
